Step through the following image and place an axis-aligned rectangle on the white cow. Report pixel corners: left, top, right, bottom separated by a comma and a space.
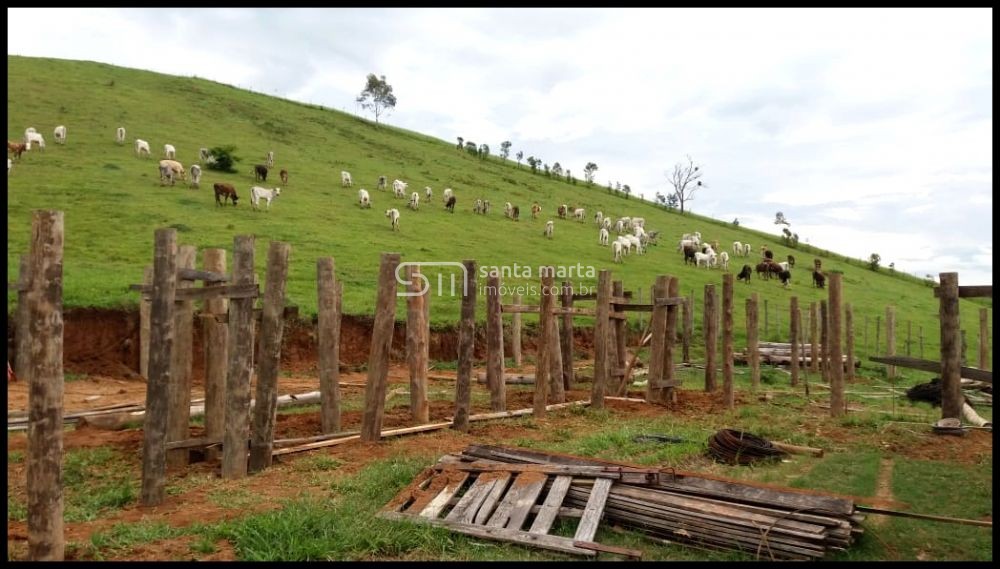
392, 179, 407, 195
408, 192, 420, 210
743, 243, 752, 257
595, 211, 604, 226
544, 220, 554, 239
573, 208, 585, 221
53, 125, 67, 144
158, 159, 186, 184
135, 139, 150, 158
116, 127, 126, 145
598, 228, 609, 246
425, 186, 433, 200
385, 208, 400, 231
719, 251, 730, 271
265, 150, 274, 168
250, 186, 281, 211
25, 131, 45, 150
442, 188, 454, 203
163, 144, 176, 159
358, 188, 371, 208
341, 170, 353, 187
612, 240, 624, 263
189, 164, 202, 187
733, 241, 744, 257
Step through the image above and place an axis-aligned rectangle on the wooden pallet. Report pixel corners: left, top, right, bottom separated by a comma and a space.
378, 462, 639, 558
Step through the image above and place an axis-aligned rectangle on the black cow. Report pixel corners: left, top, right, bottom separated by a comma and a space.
445, 195, 456, 213
812, 270, 826, 288
737, 264, 752, 284
683, 244, 697, 265
511, 205, 520, 221
253, 164, 268, 182
787, 254, 796, 268
778, 269, 792, 288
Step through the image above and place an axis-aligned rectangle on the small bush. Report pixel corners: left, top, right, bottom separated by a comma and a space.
206, 145, 240, 173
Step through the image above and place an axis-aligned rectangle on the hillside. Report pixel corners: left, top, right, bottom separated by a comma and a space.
6, 56, 990, 360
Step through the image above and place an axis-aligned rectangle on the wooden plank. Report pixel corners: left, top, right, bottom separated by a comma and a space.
654, 296, 686, 306
572, 540, 643, 559
507, 473, 549, 531
488, 472, 547, 530
453, 260, 477, 432
420, 472, 470, 519
574, 291, 632, 301
574, 477, 612, 542
378, 511, 596, 556
529, 475, 573, 534
446, 475, 502, 523
934, 285, 992, 298
869, 356, 992, 383
473, 472, 512, 524
177, 267, 229, 282
476, 372, 535, 384
131, 282, 259, 301
25, 211, 65, 560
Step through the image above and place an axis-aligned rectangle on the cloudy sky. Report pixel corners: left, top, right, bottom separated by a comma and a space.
8, 8, 993, 284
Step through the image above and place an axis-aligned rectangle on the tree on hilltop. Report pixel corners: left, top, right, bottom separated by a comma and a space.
665, 155, 704, 214
356, 73, 397, 124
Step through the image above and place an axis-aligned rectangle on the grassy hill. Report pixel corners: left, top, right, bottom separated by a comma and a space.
6, 56, 990, 361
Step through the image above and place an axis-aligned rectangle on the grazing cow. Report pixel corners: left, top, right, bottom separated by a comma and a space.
158, 164, 176, 186
557, 204, 568, 219
511, 205, 520, 221
425, 186, 433, 200
159, 159, 187, 181
163, 144, 176, 159
445, 195, 456, 213
544, 220, 554, 239
265, 150, 274, 168
482, 200, 491, 214
733, 241, 744, 257
385, 208, 400, 231
409, 191, 420, 210
683, 244, 697, 265
189, 164, 202, 188
718, 251, 730, 271
393, 179, 408, 195
199, 147, 211, 162
249, 186, 281, 211
595, 211, 604, 226
743, 243, 752, 257
135, 139, 150, 157
787, 255, 796, 269
214, 183, 239, 206
25, 131, 45, 150
341, 170, 353, 187
531, 203, 541, 219
443, 188, 454, 203
573, 208, 585, 221
7, 141, 27, 161
737, 264, 752, 284
756, 261, 773, 280
53, 125, 67, 144
812, 270, 826, 288
116, 126, 126, 145
279, 169, 289, 184
358, 188, 371, 208
377, 175, 387, 191
599, 228, 609, 246
253, 164, 268, 182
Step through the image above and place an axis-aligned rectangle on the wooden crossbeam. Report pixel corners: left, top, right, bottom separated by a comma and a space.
177, 268, 230, 283
653, 297, 686, 307
130, 283, 259, 301
500, 304, 596, 317
869, 356, 992, 383
574, 291, 632, 301
933, 285, 992, 299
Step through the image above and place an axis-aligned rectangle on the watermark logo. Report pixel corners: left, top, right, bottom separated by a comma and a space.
396, 262, 468, 297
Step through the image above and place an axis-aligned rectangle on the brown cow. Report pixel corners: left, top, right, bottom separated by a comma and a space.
7, 141, 27, 161
214, 182, 239, 206
279, 169, 288, 184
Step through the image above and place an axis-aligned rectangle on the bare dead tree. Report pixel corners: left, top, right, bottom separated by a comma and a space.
666, 155, 704, 214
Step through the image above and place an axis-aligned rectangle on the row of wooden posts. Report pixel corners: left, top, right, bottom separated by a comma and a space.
11, 208, 991, 560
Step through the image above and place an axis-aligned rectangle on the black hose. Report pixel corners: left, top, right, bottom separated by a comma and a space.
707, 429, 788, 465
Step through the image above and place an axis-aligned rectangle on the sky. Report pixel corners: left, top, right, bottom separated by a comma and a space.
8, 8, 993, 284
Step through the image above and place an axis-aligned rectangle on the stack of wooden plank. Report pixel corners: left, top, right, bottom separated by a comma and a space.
456, 444, 864, 560
735, 342, 856, 368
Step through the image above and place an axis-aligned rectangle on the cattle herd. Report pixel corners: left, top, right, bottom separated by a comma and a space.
7, 122, 827, 289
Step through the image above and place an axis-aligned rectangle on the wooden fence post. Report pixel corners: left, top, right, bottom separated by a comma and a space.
141, 228, 177, 502
139, 265, 152, 379
453, 260, 477, 432
939, 273, 962, 420
845, 303, 855, 381
360, 252, 401, 442
249, 241, 291, 472
591, 269, 611, 410
809, 303, 819, 374
25, 210, 65, 561
829, 274, 845, 418
561, 281, 574, 389
682, 296, 693, 364
746, 293, 759, 391
317, 258, 341, 434
406, 265, 429, 423
703, 284, 717, 392
167, 245, 196, 469
647, 275, 669, 404
820, 300, 829, 383
790, 296, 799, 387
886, 306, 896, 378
485, 271, 506, 412
15, 254, 32, 384
980, 308, 990, 371
664, 276, 680, 404
548, 283, 566, 404
874, 315, 881, 365
202, 249, 228, 462
510, 294, 523, 368
722, 274, 734, 408
612, 281, 627, 394
222, 235, 255, 479
535, 268, 554, 416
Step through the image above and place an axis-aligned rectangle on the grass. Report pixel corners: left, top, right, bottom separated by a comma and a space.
6, 56, 989, 364
86, 521, 182, 560
62, 447, 138, 522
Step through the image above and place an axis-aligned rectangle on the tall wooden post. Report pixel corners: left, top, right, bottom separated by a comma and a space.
939, 273, 962, 419
453, 260, 477, 432
317, 258, 341, 433
664, 276, 680, 404
722, 274, 734, 408
167, 245, 196, 469
682, 296, 692, 364
485, 271, 506, 412
15, 254, 31, 384
249, 241, 291, 472
746, 293, 760, 390
886, 306, 896, 378
360, 253, 401, 442
25, 211, 64, 561
548, 287, 566, 404
703, 284, 718, 392
980, 308, 990, 371
820, 300, 829, 383
612, 281, 627, 395
790, 297, 799, 387
560, 282, 575, 389
141, 228, 177, 502
592, 270, 612, 410
510, 294, 523, 368
222, 235, 255, 479
809, 302, 819, 374
535, 268, 554, 416
828, 273, 845, 418
139, 265, 152, 379
406, 265, 429, 423
202, 249, 228, 462
647, 276, 669, 403
845, 303, 855, 381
